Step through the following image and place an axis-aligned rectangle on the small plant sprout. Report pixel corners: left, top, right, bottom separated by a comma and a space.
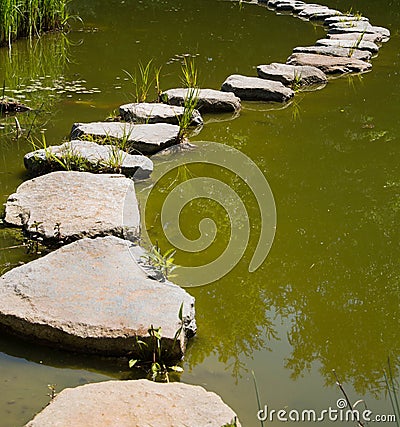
348, 31, 366, 57
291, 71, 302, 92
47, 384, 57, 400
123, 60, 156, 103
129, 303, 185, 382
142, 243, 177, 280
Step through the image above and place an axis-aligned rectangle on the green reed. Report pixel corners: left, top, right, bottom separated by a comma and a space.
0, 0, 69, 47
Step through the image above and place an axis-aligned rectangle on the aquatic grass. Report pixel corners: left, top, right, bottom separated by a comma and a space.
348, 31, 366, 57
177, 87, 199, 142
124, 60, 155, 103
180, 57, 198, 88
0, 0, 70, 47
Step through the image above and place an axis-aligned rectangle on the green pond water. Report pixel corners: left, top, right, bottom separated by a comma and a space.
0, 0, 400, 425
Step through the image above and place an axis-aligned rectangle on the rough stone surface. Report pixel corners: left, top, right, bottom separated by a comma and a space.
328, 22, 390, 39
298, 6, 341, 20
161, 88, 241, 113
119, 102, 203, 126
24, 140, 153, 179
0, 237, 196, 356
287, 53, 372, 74
315, 38, 379, 53
221, 74, 294, 102
327, 32, 385, 44
4, 171, 140, 242
293, 45, 372, 61
71, 122, 180, 155
274, 1, 305, 12
257, 62, 327, 87
292, 2, 321, 13
25, 380, 239, 427
324, 15, 369, 26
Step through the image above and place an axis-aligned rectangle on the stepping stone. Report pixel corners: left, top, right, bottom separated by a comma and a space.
257, 63, 327, 87
0, 237, 196, 357
4, 171, 140, 243
221, 74, 294, 102
298, 6, 341, 20
315, 38, 379, 54
324, 15, 369, 26
292, 2, 321, 13
24, 140, 153, 179
161, 88, 241, 113
327, 32, 385, 44
71, 122, 180, 155
287, 53, 372, 75
328, 22, 390, 39
119, 102, 203, 126
25, 380, 239, 427
274, 1, 305, 12
293, 45, 372, 61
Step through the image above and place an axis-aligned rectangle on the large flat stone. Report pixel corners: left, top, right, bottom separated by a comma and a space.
315, 38, 379, 54
161, 88, 241, 112
221, 74, 294, 102
24, 140, 153, 179
327, 32, 385, 44
324, 15, 369, 26
327, 22, 390, 39
4, 171, 140, 243
119, 102, 203, 126
298, 6, 341, 20
274, 1, 306, 12
287, 53, 372, 74
25, 380, 239, 427
293, 45, 372, 61
0, 237, 196, 357
257, 62, 327, 87
71, 122, 180, 155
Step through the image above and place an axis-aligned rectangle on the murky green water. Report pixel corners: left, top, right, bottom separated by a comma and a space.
0, 0, 399, 425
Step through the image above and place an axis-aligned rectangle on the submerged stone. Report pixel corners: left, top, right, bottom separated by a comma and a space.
287, 53, 372, 74
119, 102, 203, 126
0, 237, 196, 357
25, 380, 239, 427
161, 88, 241, 112
315, 38, 379, 54
4, 171, 140, 243
221, 74, 294, 102
0, 98, 31, 114
24, 140, 153, 179
293, 45, 372, 61
257, 63, 327, 87
71, 122, 180, 155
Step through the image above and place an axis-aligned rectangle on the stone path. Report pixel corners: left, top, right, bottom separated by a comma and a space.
2, 1, 391, 424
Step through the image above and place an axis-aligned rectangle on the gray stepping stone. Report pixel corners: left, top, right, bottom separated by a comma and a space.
0, 237, 196, 357
292, 2, 321, 13
327, 32, 385, 44
71, 122, 180, 155
328, 22, 390, 39
293, 45, 372, 61
287, 53, 372, 74
4, 171, 140, 243
315, 38, 379, 53
324, 15, 369, 26
24, 140, 153, 179
119, 102, 203, 126
25, 380, 239, 427
257, 63, 327, 87
221, 74, 294, 102
298, 6, 341, 20
161, 88, 241, 113
275, 1, 305, 11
